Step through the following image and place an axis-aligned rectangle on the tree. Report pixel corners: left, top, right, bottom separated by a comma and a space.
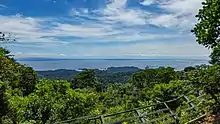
4, 79, 98, 124
0, 48, 10, 56
184, 66, 196, 72
187, 64, 220, 105
0, 48, 37, 123
209, 45, 220, 64
131, 69, 158, 89
198, 65, 220, 104
0, 48, 37, 96
0, 81, 7, 121
18, 66, 38, 95
130, 67, 178, 89
192, 0, 220, 64
71, 69, 101, 90
142, 80, 191, 109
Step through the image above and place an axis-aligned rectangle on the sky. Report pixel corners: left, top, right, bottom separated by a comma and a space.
0, 0, 210, 59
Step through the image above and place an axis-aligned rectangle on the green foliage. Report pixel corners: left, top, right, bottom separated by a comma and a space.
191, 0, 220, 107
38, 69, 79, 80
4, 79, 99, 123
0, 48, 37, 123
0, 47, 218, 123
0, 48, 10, 56
71, 69, 101, 91
97, 71, 134, 85
192, 0, 220, 48
192, 0, 220, 64
0, 81, 7, 119
0, 47, 37, 96
176, 94, 208, 124
38, 67, 139, 85
187, 64, 220, 105
184, 66, 196, 72
131, 67, 178, 89
209, 45, 220, 64
143, 80, 190, 101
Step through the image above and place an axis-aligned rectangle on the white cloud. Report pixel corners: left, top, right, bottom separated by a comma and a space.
0, 12, 179, 44
66, 0, 180, 42
0, 4, 7, 8
13, 51, 66, 58
148, 14, 178, 28
160, 0, 203, 16
0, 0, 189, 44
70, 0, 150, 26
12, 40, 210, 59
142, 0, 203, 31
140, 0, 155, 6
59, 53, 66, 56
0, 0, 204, 39
52, 23, 115, 38
0, 15, 52, 43
0, 0, 209, 58
101, 0, 149, 25
68, 41, 210, 58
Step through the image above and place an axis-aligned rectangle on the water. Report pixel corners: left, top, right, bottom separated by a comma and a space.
17, 59, 209, 71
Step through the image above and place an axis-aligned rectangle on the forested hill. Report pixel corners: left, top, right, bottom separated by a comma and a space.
37, 66, 140, 84
3, 33, 216, 123
1, 47, 220, 123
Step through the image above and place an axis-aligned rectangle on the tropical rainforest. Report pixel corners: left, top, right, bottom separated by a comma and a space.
0, 0, 220, 123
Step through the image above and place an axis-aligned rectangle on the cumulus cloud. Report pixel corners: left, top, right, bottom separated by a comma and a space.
101, 0, 148, 25
0, 15, 55, 43
160, 0, 203, 15
143, 0, 203, 31
1, 0, 198, 43
0, 10, 177, 44
140, 0, 155, 6
0, 0, 209, 58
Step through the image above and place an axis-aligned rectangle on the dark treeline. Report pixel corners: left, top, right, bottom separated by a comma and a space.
37, 66, 196, 86
37, 67, 140, 85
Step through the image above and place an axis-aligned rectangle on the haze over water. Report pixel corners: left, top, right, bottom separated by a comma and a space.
18, 59, 209, 71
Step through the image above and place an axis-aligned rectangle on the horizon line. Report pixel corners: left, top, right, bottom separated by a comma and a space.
16, 57, 210, 61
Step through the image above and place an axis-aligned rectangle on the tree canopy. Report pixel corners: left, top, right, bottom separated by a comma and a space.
192, 0, 220, 64
0, 47, 218, 123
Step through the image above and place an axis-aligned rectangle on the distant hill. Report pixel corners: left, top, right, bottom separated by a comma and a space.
37, 66, 141, 84
104, 66, 140, 72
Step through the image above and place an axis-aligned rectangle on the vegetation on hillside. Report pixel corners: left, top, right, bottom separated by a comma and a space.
0, 47, 219, 123
37, 67, 140, 85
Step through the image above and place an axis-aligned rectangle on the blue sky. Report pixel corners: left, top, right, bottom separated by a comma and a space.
0, 0, 210, 59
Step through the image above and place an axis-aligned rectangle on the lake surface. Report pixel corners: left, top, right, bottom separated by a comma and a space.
17, 59, 209, 71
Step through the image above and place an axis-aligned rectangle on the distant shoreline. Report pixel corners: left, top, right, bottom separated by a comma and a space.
17, 58, 210, 71
36, 66, 140, 72
17, 58, 210, 61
